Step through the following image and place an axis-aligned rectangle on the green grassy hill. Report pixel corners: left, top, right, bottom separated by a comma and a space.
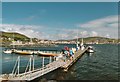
1, 31, 30, 41
85, 37, 111, 43
57, 36, 118, 44
72, 36, 118, 43
0, 31, 118, 45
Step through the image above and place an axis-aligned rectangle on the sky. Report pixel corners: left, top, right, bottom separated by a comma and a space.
1, 0, 120, 2
1, 2, 118, 40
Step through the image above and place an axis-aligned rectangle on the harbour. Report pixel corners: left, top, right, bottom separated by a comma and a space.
0, 2, 119, 82
0, 44, 119, 81
0, 43, 88, 81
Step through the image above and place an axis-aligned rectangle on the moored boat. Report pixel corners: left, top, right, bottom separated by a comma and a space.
87, 46, 94, 53
3, 50, 13, 54
14, 50, 34, 55
3, 49, 15, 54
37, 52, 58, 56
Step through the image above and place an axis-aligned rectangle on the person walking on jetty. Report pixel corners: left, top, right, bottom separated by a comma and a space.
69, 48, 74, 61
61, 49, 66, 61
72, 48, 76, 54
63, 46, 69, 61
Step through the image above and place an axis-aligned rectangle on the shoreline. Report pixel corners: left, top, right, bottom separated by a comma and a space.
1, 43, 119, 48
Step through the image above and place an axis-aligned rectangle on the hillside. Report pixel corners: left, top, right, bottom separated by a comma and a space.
57, 36, 118, 44
0, 31, 118, 45
84, 37, 117, 43
0, 31, 30, 41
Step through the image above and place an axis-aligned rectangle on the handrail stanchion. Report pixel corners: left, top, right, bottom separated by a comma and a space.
54, 56, 56, 61
12, 56, 19, 76
49, 56, 52, 63
28, 57, 32, 80
29, 57, 31, 72
18, 56, 20, 75
42, 57, 44, 67
33, 56, 34, 70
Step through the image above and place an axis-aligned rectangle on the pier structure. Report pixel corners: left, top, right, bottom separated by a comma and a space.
0, 47, 88, 81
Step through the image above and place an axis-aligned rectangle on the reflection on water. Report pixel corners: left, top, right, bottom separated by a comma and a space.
0, 44, 119, 80
87, 53, 94, 56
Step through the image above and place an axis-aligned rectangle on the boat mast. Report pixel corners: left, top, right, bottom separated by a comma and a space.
76, 28, 79, 47
80, 32, 85, 50
81, 32, 83, 46
81, 38, 83, 46
13, 32, 15, 49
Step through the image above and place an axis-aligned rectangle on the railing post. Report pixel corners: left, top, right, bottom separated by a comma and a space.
33, 57, 34, 70
18, 56, 20, 75
12, 56, 19, 75
49, 56, 52, 63
54, 56, 56, 61
29, 57, 31, 72
28, 57, 32, 80
42, 56, 44, 67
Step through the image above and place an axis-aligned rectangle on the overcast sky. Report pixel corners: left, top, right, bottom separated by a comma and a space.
1, 2, 118, 40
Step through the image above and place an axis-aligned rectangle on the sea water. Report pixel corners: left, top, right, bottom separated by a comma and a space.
0, 44, 119, 80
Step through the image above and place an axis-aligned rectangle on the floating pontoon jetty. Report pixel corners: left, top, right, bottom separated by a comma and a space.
0, 47, 88, 81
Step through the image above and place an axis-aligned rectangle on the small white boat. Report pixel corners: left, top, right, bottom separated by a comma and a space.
38, 51, 58, 57
3, 50, 13, 54
87, 46, 94, 53
14, 50, 34, 55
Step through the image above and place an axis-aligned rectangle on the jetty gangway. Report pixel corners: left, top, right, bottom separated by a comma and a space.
0, 47, 88, 81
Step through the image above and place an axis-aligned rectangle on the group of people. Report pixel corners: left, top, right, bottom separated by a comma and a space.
56, 44, 86, 61
61, 46, 75, 61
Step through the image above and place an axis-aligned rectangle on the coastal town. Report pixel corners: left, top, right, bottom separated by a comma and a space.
0, 32, 119, 47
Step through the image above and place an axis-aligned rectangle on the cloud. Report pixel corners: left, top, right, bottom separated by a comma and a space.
0, 24, 46, 39
79, 15, 118, 28
105, 34, 110, 38
77, 15, 118, 38
80, 31, 89, 37
0, 24, 73, 40
52, 29, 89, 40
0, 15, 118, 40
91, 31, 98, 37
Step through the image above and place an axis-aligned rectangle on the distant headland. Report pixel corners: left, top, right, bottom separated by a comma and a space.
0, 31, 119, 47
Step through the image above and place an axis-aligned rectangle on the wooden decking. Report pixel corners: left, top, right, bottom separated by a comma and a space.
4, 59, 65, 81
61, 47, 88, 70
